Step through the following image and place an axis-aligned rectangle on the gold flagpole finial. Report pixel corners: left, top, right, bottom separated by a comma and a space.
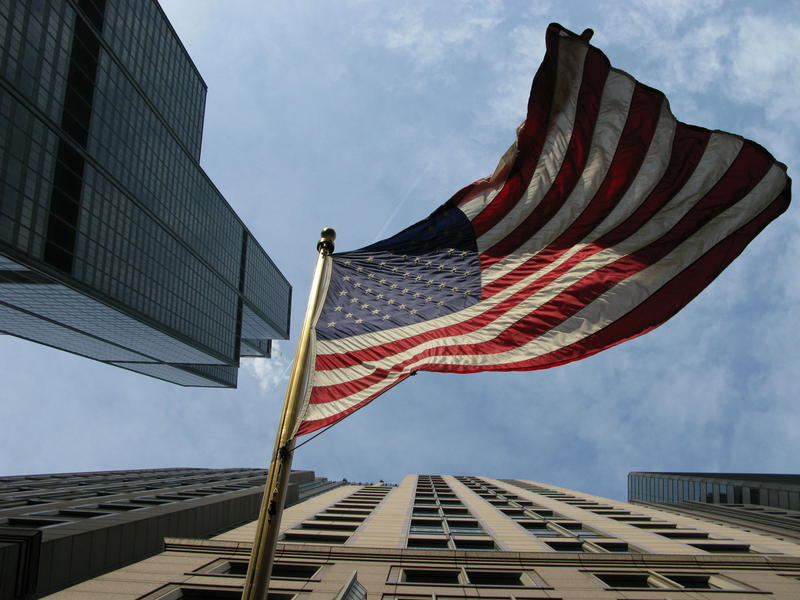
318, 227, 336, 253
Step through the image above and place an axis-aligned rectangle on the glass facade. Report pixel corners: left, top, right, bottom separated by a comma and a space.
0, 0, 290, 386
628, 472, 800, 511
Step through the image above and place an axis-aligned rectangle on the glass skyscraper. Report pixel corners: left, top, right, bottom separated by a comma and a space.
0, 0, 290, 386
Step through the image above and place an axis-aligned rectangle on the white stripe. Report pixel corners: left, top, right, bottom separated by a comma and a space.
301, 164, 786, 424
314, 131, 743, 360
459, 37, 588, 222
480, 68, 637, 280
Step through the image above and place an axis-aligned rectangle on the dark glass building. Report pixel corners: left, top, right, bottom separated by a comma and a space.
0, 467, 343, 598
0, 0, 290, 386
628, 472, 800, 509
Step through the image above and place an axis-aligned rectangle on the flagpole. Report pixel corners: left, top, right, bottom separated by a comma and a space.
242, 227, 336, 600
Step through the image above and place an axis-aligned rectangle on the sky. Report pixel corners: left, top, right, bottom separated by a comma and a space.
2, 0, 799, 501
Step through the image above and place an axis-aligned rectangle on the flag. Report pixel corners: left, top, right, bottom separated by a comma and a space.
292, 23, 791, 437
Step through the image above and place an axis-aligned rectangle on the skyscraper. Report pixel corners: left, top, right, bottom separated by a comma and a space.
36, 474, 800, 599
0, 467, 343, 598
629, 471, 800, 544
0, 0, 290, 387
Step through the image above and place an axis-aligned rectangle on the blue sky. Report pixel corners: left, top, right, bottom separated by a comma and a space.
2, 0, 798, 500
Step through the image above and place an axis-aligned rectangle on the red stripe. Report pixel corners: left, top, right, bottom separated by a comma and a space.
469, 24, 563, 237
312, 139, 772, 383
481, 122, 710, 298
296, 374, 411, 436
422, 181, 790, 374
299, 179, 788, 435
314, 123, 710, 373
382, 143, 774, 366
481, 48, 610, 268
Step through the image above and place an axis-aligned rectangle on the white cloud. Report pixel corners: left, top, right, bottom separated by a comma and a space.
243, 342, 291, 392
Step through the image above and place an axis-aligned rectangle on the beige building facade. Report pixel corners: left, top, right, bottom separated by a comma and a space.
43, 475, 800, 599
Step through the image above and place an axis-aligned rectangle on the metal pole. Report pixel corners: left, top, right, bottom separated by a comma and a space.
241, 227, 336, 600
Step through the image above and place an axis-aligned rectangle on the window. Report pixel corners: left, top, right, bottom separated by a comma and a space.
403, 570, 460, 584
300, 521, 359, 532
593, 571, 745, 591
593, 542, 631, 553
545, 541, 583, 552
466, 571, 522, 586
454, 539, 495, 550
282, 531, 349, 544
407, 537, 449, 549
689, 543, 751, 553
594, 573, 655, 588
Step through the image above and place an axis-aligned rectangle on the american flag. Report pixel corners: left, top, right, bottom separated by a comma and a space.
292, 23, 791, 437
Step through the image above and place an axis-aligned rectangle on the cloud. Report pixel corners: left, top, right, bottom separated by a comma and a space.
243, 342, 291, 392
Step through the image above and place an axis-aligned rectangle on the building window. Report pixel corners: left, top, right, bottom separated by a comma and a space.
689, 543, 751, 553
454, 539, 495, 550
466, 571, 523, 586
402, 569, 461, 584
407, 537, 450, 549
593, 571, 748, 591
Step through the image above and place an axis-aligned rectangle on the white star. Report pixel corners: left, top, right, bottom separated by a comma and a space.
350, 298, 359, 303
409, 309, 417, 315
379, 279, 387, 285
415, 275, 423, 281
438, 283, 446, 289
379, 261, 387, 267
425, 297, 433, 303
356, 266, 363, 272
464, 290, 472, 296
355, 318, 363, 324
390, 283, 398, 289
381, 314, 390, 320
451, 286, 459, 292
334, 306, 343, 312
447, 248, 455, 255
353, 282, 361, 288
365, 288, 373, 294
451, 267, 458, 273
387, 299, 395, 305
403, 272, 410, 278
367, 273, 375, 279
366, 256, 374, 262
461, 251, 467, 257
338, 290, 348, 296
399, 304, 406, 310
402, 288, 410, 294
427, 279, 435, 286
392, 267, 399, 273
361, 303, 369, 309
343, 260, 351, 266
343, 275, 350, 281
402, 254, 408, 260
345, 313, 353, 318
371, 309, 380, 315
376, 294, 384, 300
463, 271, 471, 277
425, 261, 433, 267
437, 264, 445, 270
327, 321, 336, 327
413, 257, 421, 264
436, 301, 445, 306
413, 292, 421, 298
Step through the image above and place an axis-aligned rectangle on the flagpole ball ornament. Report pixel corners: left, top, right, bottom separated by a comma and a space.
317, 227, 336, 253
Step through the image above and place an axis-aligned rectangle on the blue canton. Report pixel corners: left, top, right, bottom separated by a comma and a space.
317, 203, 481, 341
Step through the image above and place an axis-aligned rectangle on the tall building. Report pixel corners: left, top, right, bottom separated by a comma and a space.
0, 467, 343, 599
0, 0, 290, 387
629, 471, 800, 509
33, 474, 800, 599
629, 471, 800, 544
